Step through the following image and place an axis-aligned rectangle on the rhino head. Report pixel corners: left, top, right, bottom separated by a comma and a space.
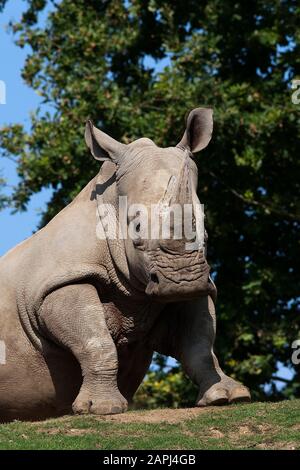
85, 108, 216, 302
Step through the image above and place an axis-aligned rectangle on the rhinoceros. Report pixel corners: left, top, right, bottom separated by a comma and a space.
0, 108, 250, 421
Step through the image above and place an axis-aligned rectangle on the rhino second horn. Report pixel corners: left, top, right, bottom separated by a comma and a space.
171, 153, 193, 206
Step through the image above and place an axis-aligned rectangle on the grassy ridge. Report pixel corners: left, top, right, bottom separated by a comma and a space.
0, 400, 299, 450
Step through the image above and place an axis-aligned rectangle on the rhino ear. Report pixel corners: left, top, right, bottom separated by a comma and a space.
177, 107, 213, 154
85, 120, 125, 162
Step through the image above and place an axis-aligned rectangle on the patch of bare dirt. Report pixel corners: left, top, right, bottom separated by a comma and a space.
208, 428, 224, 438
37, 426, 96, 436
99, 407, 221, 424
65, 428, 96, 436
256, 441, 297, 450
228, 422, 276, 440
236, 425, 254, 436
256, 423, 274, 433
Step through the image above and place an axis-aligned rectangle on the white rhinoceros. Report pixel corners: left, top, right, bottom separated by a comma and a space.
0, 108, 250, 420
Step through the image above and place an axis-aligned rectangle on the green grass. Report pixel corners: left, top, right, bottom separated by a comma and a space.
0, 400, 299, 450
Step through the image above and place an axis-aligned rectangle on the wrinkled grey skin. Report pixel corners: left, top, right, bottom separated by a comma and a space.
0, 108, 250, 421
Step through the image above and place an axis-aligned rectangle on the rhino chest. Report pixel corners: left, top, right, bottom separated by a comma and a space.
102, 299, 161, 346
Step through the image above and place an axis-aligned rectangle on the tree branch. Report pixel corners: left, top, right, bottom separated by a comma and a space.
208, 170, 300, 222
272, 375, 293, 384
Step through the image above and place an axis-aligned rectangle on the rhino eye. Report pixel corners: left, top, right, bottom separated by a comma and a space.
135, 223, 141, 233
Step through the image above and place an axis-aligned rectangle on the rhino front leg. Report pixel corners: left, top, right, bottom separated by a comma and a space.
152, 296, 250, 406
38, 284, 127, 415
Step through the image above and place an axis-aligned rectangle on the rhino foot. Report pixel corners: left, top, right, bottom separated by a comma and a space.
72, 389, 128, 415
196, 379, 251, 407
227, 385, 251, 404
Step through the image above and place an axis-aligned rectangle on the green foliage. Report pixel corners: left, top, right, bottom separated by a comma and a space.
0, 0, 300, 403
134, 355, 198, 409
133, 369, 197, 409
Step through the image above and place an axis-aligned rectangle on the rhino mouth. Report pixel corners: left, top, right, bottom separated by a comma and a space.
145, 249, 215, 302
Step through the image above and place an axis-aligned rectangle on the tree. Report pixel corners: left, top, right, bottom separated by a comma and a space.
0, 0, 299, 404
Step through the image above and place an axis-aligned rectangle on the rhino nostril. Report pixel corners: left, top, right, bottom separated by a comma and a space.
150, 273, 159, 284
133, 237, 143, 248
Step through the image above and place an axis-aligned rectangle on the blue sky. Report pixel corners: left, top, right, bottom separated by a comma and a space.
0, 1, 52, 256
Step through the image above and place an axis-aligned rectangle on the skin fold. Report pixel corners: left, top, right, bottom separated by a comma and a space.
0, 108, 250, 421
